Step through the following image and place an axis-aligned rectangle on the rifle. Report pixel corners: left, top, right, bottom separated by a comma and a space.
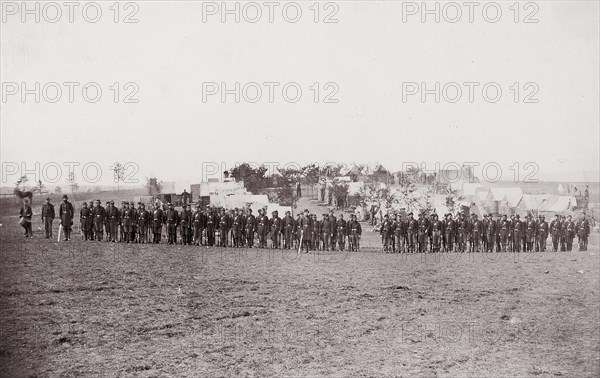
297, 230, 304, 255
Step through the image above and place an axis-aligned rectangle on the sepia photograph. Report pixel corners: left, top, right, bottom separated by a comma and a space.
1, 1, 599, 376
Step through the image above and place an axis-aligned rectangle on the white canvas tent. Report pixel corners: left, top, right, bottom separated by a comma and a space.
539, 195, 577, 212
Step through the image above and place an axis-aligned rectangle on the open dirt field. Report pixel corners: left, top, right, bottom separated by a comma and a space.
1, 213, 599, 377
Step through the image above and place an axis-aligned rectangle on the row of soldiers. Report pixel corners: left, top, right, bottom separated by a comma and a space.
77, 200, 363, 251
378, 212, 592, 253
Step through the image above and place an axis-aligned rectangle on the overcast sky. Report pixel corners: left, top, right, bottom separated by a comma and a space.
1, 1, 598, 187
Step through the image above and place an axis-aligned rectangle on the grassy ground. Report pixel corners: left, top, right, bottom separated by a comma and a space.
0, 198, 599, 377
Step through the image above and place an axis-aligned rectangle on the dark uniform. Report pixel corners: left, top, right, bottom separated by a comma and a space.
348, 215, 362, 251
19, 202, 33, 237
257, 210, 269, 248
270, 211, 282, 249
537, 216, 548, 252
512, 215, 523, 252
165, 204, 179, 244
407, 214, 418, 253
549, 215, 561, 252
328, 211, 337, 251
137, 205, 150, 243
577, 217, 590, 251
431, 215, 443, 252
283, 212, 295, 249
192, 205, 205, 245
152, 205, 165, 243
335, 215, 347, 251
59, 195, 75, 241
205, 209, 217, 246
300, 212, 313, 253
180, 205, 193, 245
245, 210, 256, 248
443, 214, 456, 252
105, 202, 120, 242
232, 210, 244, 247
218, 209, 230, 247
485, 215, 497, 252
471, 215, 483, 252
92, 201, 105, 241
321, 214, 332, 251
122, 204, 135, 243
80, 203, 92, 240
381, 215, 393, 252
524, 215, 537, 252
564, 216, 576, 251
499, 215, 511, 252
417, 214, 429, 253
41, 199, 55, 238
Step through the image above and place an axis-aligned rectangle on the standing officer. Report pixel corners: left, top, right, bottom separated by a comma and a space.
328, 210, 337, 251
320, 213, 332, 251
407, 213, 418, 253
270, 210, 282, 249
91, 200, 105, 241
256, 209, 268, 248
537, 215, 548, 252
41, 197, 55, 238
348, 214, 362, 251
392, 214, 401, 253
549, 214, 561, 252
217, 208, 229, 247
524, 214, 537, 252
137, 203, 149, 243
87, 201, 95, 240
152, 203, 165, 243
80, 202, 92, 240
471, 214, 483, 252
559, 215, 567, 251
59, 194, 75, 241
283, 210, 295, 249
19, 197, 33, 238
312, 214, 321, 251
192, 203, 204, 246
231, 208, 243, 247
205, 207, 217, 246
380, 214, 393, 252
299, 209, 313, 253
512, 215, 523, 252
335, 214, 347, 251
121, 202, 134, 243
444, 213, 456, 252
183, 204, 194, 245
577, 214, 590, 251
499, 214, 511, 252
417, 213, 429, 253
457, 214, 469, 252
105, 201, 119, 242
165, 203, 179, 245
431, 214, 443, 252
565, 215, 576, 251
245, 208, 256, 248
485, 214, 497, 252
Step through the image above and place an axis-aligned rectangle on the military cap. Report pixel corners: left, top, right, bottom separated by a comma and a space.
304, 209, 309, 213
62, 194, 68, 199
82, 202, 87, 205
285, 210, 291, 214
110, 200, 114, 204
408, 212, 413, 216
167, 202, 173, 206
248, 208, 253, 212
516, 215, 520, 218
46, 197, 51, 201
